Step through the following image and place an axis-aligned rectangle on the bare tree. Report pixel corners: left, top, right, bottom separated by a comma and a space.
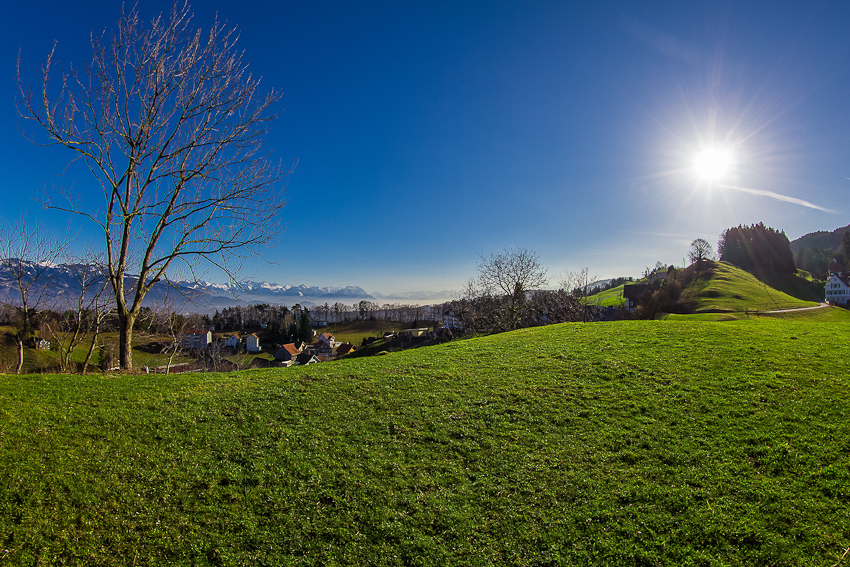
153, 306, 188, 374
689, 238, 715, 270
461, 247, 548, 332
42, 262, 111, 373
473, 247, 547, 331
559, 268, 599, 322
18, 2, 291, 369
0, 219, 67, 374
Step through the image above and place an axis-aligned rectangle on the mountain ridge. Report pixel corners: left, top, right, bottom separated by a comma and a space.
0, 259, 380, 311
789, 224, 850, 254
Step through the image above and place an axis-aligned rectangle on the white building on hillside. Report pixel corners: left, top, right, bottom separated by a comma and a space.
825, 273, 850, 305
246, 333, 262, 353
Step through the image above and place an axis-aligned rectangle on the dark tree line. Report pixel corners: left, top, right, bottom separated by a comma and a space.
794, 247, 835, 279
718, 223, 796, 275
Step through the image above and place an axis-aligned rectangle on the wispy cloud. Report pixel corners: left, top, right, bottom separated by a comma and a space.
623, 18, 700, 66
724, 185, 836, 213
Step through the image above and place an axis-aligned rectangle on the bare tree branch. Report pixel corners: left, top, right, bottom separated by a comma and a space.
18, 2, 292, 369
0, 218, 68, 373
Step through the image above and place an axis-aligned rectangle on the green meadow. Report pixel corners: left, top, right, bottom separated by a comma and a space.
1, 316, 848, 566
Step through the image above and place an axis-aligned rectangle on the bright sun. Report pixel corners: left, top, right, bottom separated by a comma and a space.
692, 147, 735, 184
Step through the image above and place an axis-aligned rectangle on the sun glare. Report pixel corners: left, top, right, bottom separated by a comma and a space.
692, 147, 735, 184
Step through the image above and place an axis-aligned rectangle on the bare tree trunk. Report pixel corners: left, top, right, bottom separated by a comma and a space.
15, 338, 24, 375
19, 4, 290, 372
82, 333, 97, 374
119, 314, 135, 371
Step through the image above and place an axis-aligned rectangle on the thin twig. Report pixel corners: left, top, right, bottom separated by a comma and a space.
833, 546, 850, 567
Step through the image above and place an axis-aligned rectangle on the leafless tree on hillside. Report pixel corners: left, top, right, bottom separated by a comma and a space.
689, 238, 716, 270
18, 2, 293, 369
42, 260, 111, 373
469, 247, 548, 331
0, 218, 67, 374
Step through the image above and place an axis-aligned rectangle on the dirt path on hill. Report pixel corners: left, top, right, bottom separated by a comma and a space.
764, 302, 830, 314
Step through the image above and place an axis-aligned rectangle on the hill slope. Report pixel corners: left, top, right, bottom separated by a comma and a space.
588, 262, 820, 314
1, 320, 848, 565
680, 261, 820, 312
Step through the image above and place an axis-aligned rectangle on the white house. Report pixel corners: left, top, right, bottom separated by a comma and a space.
246, 333, 262, 353
825, 273, 850, 305
180, 329, 211, 350
224, 333, 241, 350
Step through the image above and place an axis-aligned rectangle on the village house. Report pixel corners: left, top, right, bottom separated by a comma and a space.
398, 328, 429, 338
180, 329, 211, 350
336, 342, 356, 357
622, 284, 650, 313
246, 333, 262, 353
315, 341, 334, 358
274, 343, 302, 363
223, 333, 241, 350
296, 351, 320, 365
649, 269, 668, 283
825, 271, 850, 305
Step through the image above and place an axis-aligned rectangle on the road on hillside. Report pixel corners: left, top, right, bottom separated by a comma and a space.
764, 302, 830, 314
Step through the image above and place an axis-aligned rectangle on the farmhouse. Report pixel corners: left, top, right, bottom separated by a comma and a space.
825, 273, 850, 305
274, 343, 302, 363
622, 284, 650, 313
399, 328, 429, 338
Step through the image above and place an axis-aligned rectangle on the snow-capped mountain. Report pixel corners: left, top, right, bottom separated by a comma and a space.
0, 259, 376, 311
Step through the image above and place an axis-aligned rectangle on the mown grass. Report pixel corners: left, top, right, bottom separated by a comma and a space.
663, 305, 850, 322
1, 319, 848, 565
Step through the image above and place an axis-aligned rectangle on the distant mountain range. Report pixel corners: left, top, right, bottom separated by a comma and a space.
789, 224, 850, 255
0, 260, 453, 312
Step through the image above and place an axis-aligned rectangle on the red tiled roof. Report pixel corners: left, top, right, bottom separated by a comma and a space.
281, 343, 300, 355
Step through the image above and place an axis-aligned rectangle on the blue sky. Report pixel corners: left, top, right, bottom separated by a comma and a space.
3, 1, 850, 295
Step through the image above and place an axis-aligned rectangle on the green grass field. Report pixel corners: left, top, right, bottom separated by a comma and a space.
1, 317, 848, 565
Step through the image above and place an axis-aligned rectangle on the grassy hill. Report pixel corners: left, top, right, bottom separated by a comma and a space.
588, 262, 821, 315
679, 262, 819, 313
1, 318, 848, 565
588, 284, 626, 308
